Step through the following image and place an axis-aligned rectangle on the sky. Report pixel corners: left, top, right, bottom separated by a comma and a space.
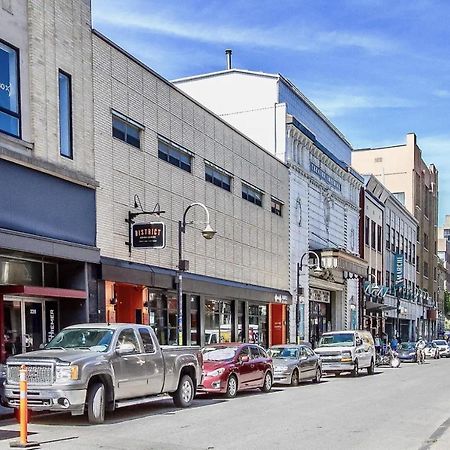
92, 0, 450, 224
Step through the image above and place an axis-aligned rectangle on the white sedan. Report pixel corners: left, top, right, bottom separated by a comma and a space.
424, 342, 440, 359
432, 340, 450, 358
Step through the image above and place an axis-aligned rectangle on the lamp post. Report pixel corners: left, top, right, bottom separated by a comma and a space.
177, 203, 216, 345
296, 251, 324, 344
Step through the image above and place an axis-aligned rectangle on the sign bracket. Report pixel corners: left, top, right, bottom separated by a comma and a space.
125, 195, 165, 256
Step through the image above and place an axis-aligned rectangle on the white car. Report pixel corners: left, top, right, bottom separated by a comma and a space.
432, 340, 450, 357
423, 342, 440, 359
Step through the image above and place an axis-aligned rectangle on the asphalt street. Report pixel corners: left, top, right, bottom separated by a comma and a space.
1, 359, 450, 450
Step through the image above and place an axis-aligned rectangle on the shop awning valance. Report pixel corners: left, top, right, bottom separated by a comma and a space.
0, 285, 86, 299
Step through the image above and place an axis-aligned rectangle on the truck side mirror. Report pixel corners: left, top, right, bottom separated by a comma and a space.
116, 343, 136, 356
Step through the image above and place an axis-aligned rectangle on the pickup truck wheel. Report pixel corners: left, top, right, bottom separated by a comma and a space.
87, 382, 105, 424
173, 374, 194, 408
260, 371, 272, 392
352, 360, 359, 377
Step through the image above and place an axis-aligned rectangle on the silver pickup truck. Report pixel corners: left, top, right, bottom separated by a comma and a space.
1, 323, 202, 424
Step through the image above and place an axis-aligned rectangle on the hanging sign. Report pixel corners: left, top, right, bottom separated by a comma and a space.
393, 253, 404, 288
132, 222, 166, 249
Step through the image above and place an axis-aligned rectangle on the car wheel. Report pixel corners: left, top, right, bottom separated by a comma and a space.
260, 371, 272, 392
352, 360, 359, 377
367, 358, 375, 375
87, 382, 106, 424
173, 374, 194, 408
225, 375, 238, 398
290, 369, 299, 387
312, 367, 321, 383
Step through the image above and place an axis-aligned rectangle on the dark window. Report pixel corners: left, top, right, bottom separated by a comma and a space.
424, 233, 429, 250
205, 164, 231, 191
271, 198, 283, 216
238, 346, 251, 360
434, 267, 437, 281
138, 328, 155, 353
412, 244, 416, 265
113, 114, 141, 149
371, 220, 376, 250
58, 71, 73, 158
158, 139, 191, 172
365, 217, 370, 246
417, 225, 420, 243
377, 225, 382, 252
0, 41, 20, 137
396, 231, 400, 254
416, 256, 420, 272
386, 225, 390, 251
424, 261, 429, 278
250, 346, 260, 360
377, 270, 382, 285
386, 271, 390, 288
242, 183, 263, 207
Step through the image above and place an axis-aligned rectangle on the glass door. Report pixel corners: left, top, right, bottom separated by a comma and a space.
23, 301, 44, 352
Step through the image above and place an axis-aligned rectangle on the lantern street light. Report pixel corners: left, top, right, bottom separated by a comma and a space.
177, 203, 216, 345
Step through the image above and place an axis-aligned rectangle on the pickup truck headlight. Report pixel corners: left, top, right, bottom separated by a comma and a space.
55, 365, 79, 382
341, 351, 352, 363
207, 368, 225, 377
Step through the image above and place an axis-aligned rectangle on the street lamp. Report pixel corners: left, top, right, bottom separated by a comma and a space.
296, 251, 324, 344
177, 203, 216, 345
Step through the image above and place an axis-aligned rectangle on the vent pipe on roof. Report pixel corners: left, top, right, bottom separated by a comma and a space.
225, 49, 232, 70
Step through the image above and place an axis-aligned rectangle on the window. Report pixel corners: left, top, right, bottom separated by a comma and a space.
113, 114, 141, 149
158, 138, 192, 172
412, 244, 416, 265
377, 225, 382, 252
417, 225, 420, 243
424, 233, 429, 250
377, 270, 382, 285
416, 256, 420, 272
205, 164, 231, 191
250, 346, 260, 360
242, 183, 263, 207
58, 71, 73, 158
393, 192, 405, 205
424, 261, 429, 278
116, 328, 139, 353
138, 328, 155, 353
434, 267, 437, 281
370, 220, 376, 250
386, 225, 390, 251
0, 40, 20, 137
386, 271, 390, 288
271, 198, 283, 217
365, 217, 370, 246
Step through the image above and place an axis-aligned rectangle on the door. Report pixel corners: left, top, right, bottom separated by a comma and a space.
112, 328, 148, 400
299, 346, 314, 379
23, 301, 44, 353
236, 346, 252, 388
305, 347, 318, 379
137, 327, 165, 395
249, 345, 264, 385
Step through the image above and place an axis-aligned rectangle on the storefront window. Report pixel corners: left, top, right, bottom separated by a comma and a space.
0, 41, 20, 137
237, 301, 244, 342
148, 292, 177, 345
248, 304, 268, 348
204, 299, 232, 344
190, 296, 200, 345
309, 299, 331, 348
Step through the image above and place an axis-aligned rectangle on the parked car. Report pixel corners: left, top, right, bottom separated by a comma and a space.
397, 342, 418, 362
423, 342, 440, 359
432, 340, 450, 357
269, 344, 321, 386
200, 343, 273, 398
314, 330, 375, 377
2, 323, 202, 424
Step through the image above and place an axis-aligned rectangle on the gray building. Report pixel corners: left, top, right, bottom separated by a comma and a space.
0, 0, 99, 363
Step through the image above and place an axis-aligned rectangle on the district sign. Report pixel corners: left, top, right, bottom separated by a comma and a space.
132, 222, 166, 249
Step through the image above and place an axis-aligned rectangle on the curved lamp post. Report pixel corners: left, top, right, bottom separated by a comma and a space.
296, 251, 324, 343
177, 203, 216, 345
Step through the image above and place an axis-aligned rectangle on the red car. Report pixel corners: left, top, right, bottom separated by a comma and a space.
199, 343, 273, 398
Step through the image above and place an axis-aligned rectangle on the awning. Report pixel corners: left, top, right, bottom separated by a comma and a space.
365, 300, 396, 311
318, 248, 368, 277
0, 285, 86, 299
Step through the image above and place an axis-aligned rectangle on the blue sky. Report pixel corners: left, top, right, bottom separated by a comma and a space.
92, 0, 450, 224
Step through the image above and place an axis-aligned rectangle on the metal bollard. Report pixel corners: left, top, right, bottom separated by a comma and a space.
9, 365, 39, 448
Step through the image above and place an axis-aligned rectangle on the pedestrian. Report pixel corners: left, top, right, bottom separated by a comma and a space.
391, 336, 398, 351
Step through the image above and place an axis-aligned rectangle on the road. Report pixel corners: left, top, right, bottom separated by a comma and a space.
1, 358, 450, 449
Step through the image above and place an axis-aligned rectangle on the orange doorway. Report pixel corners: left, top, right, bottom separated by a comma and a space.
270, 303, 286, 346
105, 282, 147, 325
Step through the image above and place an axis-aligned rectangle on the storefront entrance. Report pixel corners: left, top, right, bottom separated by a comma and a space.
309, 288, 332, 348
3, 297, 58, 359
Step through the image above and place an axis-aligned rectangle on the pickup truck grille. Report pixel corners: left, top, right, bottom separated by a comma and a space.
7, 364, 54, 385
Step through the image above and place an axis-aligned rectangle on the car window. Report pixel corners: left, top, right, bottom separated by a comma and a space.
305, 347, 315, 357
116, 328, 139, 353
238, 346, 250, 360
299, 347, 307, 357
138, 328, 155, 353
250, 346, 260, 360
258, 347, 268, 358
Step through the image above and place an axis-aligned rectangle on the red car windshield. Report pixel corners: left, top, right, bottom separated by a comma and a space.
203, 347, 238, 361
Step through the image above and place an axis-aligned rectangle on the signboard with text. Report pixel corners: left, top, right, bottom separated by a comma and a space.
132, 222, 166, 249
393, 253, 404, 288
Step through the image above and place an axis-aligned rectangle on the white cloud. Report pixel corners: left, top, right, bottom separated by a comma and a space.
306, 88, 415, 118
433, 89, 450, 98
92, 7, 396, 54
